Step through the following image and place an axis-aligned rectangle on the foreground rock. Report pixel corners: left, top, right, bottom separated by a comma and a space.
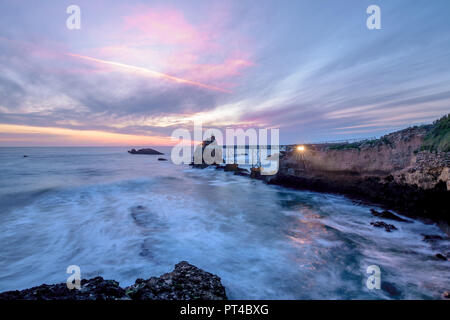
0, 261, 227, 300
126, 261, 227, 300
381, 282, 401, 297
128, 148, 163, 155
0, 277, 126, 300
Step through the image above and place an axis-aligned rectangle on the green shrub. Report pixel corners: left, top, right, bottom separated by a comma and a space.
420, 114, 450, 152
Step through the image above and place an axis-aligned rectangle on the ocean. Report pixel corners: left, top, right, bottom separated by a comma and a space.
0, 147, 448, 299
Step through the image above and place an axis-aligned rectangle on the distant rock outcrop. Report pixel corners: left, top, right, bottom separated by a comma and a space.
128, 148, 163, 155
0, 261, 227, 300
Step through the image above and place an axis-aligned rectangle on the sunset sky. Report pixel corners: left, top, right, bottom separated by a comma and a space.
0, 0, 450, 146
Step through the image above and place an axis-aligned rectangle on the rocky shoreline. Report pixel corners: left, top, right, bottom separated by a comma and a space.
267, 169, 449, 226
200, 116, 450, 230
268, 121, 449, 228
200, 155, 449, 228
0, 261, 227, 300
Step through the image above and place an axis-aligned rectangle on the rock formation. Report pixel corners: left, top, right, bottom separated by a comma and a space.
370, 221, 398, 232
190, 136, 223, 168
0, 261, 227, 300
128, 148, 164, 155
125, 261, 227, 300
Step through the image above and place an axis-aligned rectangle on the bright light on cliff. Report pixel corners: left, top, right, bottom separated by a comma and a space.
297, 145, 305, 151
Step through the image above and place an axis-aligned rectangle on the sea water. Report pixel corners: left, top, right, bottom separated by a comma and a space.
0, 147, 448, 299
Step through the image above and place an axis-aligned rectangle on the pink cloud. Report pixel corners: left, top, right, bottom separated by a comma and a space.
123, 9, 207, 48
85, 5, 254, 89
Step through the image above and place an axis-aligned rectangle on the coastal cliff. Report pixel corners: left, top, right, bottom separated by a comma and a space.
270, 115, 449, 225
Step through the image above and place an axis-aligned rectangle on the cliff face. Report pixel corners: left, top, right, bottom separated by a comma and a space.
273, 119, 449, 223
393, 151, 450, 190
281, 125, 449, 190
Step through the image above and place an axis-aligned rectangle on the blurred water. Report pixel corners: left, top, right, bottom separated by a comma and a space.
0, 147, 448, 299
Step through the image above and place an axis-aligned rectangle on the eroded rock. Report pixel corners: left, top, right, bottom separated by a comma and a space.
0, 277, 127, 300
0, 262, 227, 300
125, 261, 227, 300
371, 221, 398, 232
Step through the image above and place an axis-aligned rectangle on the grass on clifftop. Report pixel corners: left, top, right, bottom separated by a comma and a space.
421, 114, 450, 152
327, 137, 390, 151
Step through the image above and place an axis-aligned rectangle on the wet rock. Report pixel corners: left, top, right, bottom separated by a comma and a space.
234, 167, 250, 176
435, 253, 447, 261
158, 158, 168, 161
189, 163, 209, 169
125, 261, 227, 300
0, 277, 127, 300
370, 209, 412, 223
371, 221, 397, 232
381, 282, 401, 297
422, 234, 444, 243
128, 148, 163, 155
0, 262, 227, 300
250, 167, 262, 179
224, 164, 239, 172
130, 205, 153, 228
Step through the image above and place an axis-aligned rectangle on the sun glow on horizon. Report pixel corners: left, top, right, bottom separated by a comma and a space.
0, 124, 175, 146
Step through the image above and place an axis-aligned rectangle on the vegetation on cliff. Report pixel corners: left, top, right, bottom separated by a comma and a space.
327, 114, 450, 153
421, 114, 450, 152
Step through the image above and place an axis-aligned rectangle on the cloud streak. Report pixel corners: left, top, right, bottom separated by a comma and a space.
66, 53, 232, 93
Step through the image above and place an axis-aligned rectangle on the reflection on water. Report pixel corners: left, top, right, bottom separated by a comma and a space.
0, 147, 449, 299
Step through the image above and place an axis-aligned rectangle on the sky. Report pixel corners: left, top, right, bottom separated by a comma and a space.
0, 0, 449, 146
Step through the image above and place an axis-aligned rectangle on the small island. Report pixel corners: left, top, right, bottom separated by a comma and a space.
128, 148, 164, 155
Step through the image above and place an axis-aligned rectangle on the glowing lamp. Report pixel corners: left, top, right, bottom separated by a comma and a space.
297, 145, 305, 151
